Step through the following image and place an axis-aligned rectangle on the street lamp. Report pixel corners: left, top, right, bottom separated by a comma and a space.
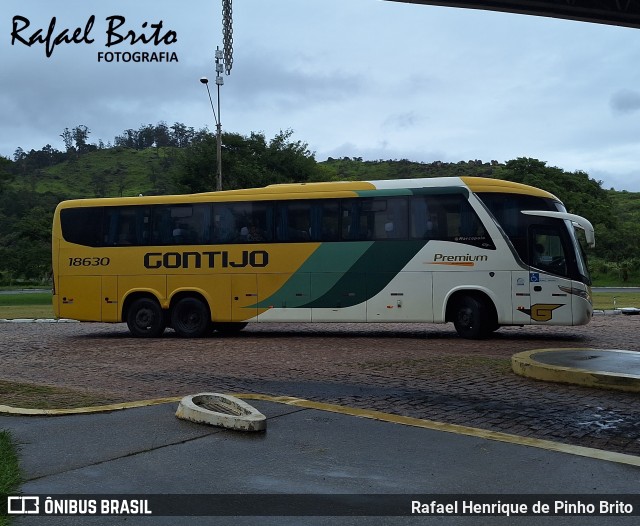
199, 48, 224, 191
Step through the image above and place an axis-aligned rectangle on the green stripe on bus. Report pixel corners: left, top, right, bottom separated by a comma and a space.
253, 242, 373, 308
302, 240, 427, 308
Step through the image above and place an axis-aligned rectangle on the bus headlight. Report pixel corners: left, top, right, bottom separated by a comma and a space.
559, 285, 591, 304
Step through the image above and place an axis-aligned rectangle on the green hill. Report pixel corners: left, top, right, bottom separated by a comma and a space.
23, 146, 182, 198
1, 125, 638, 285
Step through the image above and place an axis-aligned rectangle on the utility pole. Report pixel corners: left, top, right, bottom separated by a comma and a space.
200, 1, 233, 191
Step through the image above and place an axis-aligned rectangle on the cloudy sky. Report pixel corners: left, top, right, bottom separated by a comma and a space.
2, 0, 640, 190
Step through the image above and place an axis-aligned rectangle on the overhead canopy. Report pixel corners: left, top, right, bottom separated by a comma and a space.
387, 1, 640, 29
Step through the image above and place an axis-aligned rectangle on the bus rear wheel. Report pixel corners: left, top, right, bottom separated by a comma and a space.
171, 297, 210, 338
127, 298, 165, 338
452, 295, 492, 340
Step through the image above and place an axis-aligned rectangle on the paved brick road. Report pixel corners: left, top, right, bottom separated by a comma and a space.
1, 315, 639, 456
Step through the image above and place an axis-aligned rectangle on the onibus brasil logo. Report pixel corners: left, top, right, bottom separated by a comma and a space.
11, 14, 178, 63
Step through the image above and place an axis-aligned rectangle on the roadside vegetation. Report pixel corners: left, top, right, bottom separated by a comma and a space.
1, 123, 639, 287
591, 292, 640, 311
0, 431, 21, 525
0, 292, 53, 319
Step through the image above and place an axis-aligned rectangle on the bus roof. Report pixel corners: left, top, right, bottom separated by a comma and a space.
56, 176, 559, 208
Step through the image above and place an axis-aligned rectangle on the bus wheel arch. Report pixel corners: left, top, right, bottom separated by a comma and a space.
169, 292, 211, 338
124, 294, 166, 338
446, 290, 498, 339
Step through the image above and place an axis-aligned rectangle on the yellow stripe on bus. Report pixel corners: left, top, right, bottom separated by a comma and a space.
461, 177, 558, 200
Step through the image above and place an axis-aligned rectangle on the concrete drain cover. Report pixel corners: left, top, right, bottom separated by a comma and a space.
176, 393, 266, 432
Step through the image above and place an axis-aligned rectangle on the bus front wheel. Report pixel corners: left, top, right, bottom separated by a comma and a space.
171, 297, 210, 338
452, 295, 492, 340
127, 298, 165, 338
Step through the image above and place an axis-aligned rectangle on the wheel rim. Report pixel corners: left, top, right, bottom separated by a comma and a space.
135, 307, 155, 331
176, 309, 202, 332
127, 299, 164, 338
172, 299, 208, 337
457, 307, 473, 328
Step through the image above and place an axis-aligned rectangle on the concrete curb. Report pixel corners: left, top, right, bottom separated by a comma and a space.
0, 396, 182, 415
512, 348, 640, 393
0, 318, 78, 323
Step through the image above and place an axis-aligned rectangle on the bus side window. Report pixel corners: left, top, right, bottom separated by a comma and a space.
151, 206, 173, 245
60, 207, 104, 247
410, 197, 435, 239
310, 201, 339, 241
212, 204, 236, 243
104, 206, 151, 246
342, 200, 365, 240
379, 197, 408, 239
248, 202, 273, 242
276, 201, 311, 242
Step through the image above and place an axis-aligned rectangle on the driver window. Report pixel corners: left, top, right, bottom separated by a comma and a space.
530, 227, 568, 277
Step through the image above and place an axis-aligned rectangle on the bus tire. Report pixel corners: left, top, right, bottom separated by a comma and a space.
452, 295, 491, 340
127, 298, 165, 338
211, 322, 248, 334
171, 297, 210, 338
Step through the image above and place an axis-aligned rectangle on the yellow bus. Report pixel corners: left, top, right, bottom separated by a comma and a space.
51, 176, 595, 339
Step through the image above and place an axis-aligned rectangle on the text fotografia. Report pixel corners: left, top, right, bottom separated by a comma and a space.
10, 15, 178, 63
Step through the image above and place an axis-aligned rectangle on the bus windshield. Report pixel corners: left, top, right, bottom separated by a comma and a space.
476, 192, 591, 285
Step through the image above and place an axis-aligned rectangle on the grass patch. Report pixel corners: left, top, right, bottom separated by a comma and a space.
0, 380, 123, 410
592, 292, 640, 310
0, 305, 54, 320
0, 293, 51, 306
0, 292, 54, 319
0, 430, 21, 524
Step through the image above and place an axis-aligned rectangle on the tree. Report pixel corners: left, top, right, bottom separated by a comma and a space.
113, 163, 129, 196
170, 122, 196, 148
0, 156, 13, 192
60, 128, 74, 152
175, 129, 321, 193
91, 170, 109, 197
72, 125, 91, 153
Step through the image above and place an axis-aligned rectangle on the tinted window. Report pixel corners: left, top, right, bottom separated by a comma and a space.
276, 201, 312, 242
476, 193, 556, 260
342, 197, 408, 241
410, 194, 494, 249
60, 207, 104, 247
150, 204, 211, 245
104, 206, 151, 246
61, 195, 493, 248
531, 226, 569, 277
212, 202, 273, 243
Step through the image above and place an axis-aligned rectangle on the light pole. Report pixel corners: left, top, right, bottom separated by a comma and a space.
199, 49, 224, 192
201, 0, 233, 191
